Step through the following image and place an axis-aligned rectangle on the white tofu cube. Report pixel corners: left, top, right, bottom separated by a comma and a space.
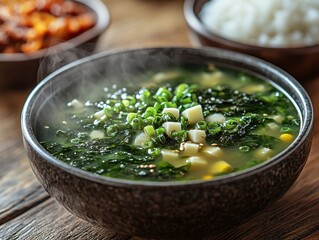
90, 130, 104, 139
152, 71, 179, 81
188, 129, 206, 143
93, 110, 105, 119
162, 108, 180, 119
67, 99, 83, 109
266, 122, 279, 130
254, 147, 274, 159
201, 146, 223, 158
163, 122, 181, 137
199, 71, 222, 87
241, 84, 267, 93
273, 115, 284, 123
186, 156, 207, 170
134, 132, 150, 146
161, 149, 187, 168
205, 113, 226, 123
182, 105, 204, 124
180, 142, 199, 156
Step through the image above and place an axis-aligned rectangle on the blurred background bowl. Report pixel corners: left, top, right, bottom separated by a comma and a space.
0, 0, 110, 90
184, 0, 319, 81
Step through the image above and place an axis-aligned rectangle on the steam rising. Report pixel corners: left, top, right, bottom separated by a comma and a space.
35, 48, 174, 140
37, 43, 96, 82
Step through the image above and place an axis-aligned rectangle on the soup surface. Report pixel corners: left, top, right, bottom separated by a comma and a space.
40, 66, 300, 181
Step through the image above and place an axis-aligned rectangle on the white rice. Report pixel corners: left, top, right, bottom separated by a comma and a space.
200, 0, 319, 47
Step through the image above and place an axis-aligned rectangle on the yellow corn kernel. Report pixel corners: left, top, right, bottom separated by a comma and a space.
280, 133, 293, 143
210, 160, 232, 175
202, 175, 213, 180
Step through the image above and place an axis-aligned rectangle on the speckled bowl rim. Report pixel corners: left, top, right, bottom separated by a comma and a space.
184, 0, 319, 51
21, 47, 313, 187
0, 0, 110, 61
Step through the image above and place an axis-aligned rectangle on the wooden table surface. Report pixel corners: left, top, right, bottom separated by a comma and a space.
1, 0, 319, 239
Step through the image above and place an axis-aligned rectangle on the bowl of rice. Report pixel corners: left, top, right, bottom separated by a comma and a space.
184, 0, 319, 80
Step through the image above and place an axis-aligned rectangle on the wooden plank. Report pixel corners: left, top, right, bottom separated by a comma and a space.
0, 89, 51, 225
304, 77, 319, 138
0, 90, 29, 178
96, 0, 190, 51
0, 199, 130, 240
0, 161, 49, 225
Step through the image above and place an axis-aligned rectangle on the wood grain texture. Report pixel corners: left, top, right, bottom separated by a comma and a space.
0, 0, 319, 239
0, 89, 50, 226
96, 0, 190, 51
0, 199, 130, 240
0, 168, 49, 225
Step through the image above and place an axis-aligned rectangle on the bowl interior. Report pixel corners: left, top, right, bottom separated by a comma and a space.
24, 47, 313, 185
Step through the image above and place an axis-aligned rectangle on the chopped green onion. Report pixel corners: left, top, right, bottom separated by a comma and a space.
239, 146, 250, 152
153, 133, 166, 145
161, 102, 177, 108
224, 119, 238, 130
144, 125, 155, 137
280, 126, 292, 133
196, 121, 207, 130
103, 105, 113, 117
131, 118, 143, 130
106, 125, 118, 137
144, 117, 154, 125
70, 138, 80, 144
155, 127, 165, 136
122, 99, 130, 107
127, 113, 137, 123
114, 102, 123, 112
156, 87, 173, 100
139, 88, 151, 102
148, 148, 161, 157
171, 130, 187, 142
208, 122, 222, 135
142, 107, 157, 118
180, 97, 192, 104
180, 116, 188, 129
175, 83, 188, 98
153, 102, 162, 111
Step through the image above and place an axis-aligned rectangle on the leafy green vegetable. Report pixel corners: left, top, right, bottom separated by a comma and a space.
41, 68, 300, 181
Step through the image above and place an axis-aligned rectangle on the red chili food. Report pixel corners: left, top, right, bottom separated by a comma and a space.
0, 0, 96, 53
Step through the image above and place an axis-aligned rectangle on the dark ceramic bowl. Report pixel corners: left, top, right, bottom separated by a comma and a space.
21, 47, 313, 239
0, 0, 110, 89
184, 0, 319, 80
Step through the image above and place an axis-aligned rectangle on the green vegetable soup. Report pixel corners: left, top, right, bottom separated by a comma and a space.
40, 66, 300, 181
